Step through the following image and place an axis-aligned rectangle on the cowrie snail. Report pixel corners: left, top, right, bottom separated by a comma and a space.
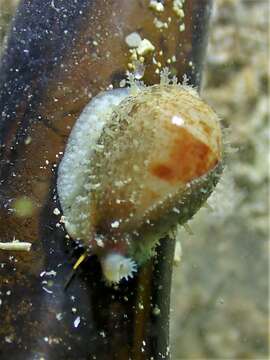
57, 73, 222, 284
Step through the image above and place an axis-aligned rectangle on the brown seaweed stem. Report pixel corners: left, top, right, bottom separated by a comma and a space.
0, 1, 213, 359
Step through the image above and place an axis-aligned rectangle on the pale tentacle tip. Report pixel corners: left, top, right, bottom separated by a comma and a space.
101, 252, 137, 284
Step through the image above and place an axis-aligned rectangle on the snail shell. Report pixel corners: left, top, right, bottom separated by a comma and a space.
57, 80, 222, 283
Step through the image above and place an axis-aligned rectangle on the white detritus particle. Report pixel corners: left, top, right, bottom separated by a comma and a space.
25, 136, 32, 145
53, 208, 61, 215
153, 18, 168, 30
129, 49, 137, 60
47, 270, 57, 277
173, 0, 186, 32
95, 236, 104, 248
137, 39, 155, 56
119, 79, 126, 88
56, 313, 63, 321
153, 305, 161, 316
5, 336, 13, 344
174, 240, 182, 266
40, 270, 57, 277
173, 0, 185, 17
111, 221, 120, 228
149, 0, 164, 12
0, 240, 32, 252
90, 183, 101, 190
125, 32, 142, 48
179, 23, 185, 32
60, 215, 65, 223
74, 316, 81, 328
42, 287, 53, 294
133, 61, 146, 80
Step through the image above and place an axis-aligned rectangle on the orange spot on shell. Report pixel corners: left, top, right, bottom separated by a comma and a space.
151, 127, 219, 183
151, 164, 173, 181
